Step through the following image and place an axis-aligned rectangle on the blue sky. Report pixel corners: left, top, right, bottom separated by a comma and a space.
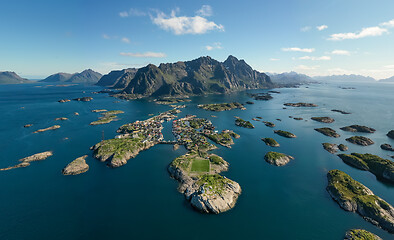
1, 0, 394, 79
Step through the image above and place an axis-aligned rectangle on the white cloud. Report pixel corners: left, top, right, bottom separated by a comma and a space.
380, 19, 394, 28
205, 42, 222, 51
299, 56, 331, 61
329, 26, 388, 41
119, 8, 146, 18
151, 8, 224, 35
120, 52, 167, 58
295, 65, 319, 70
300, 26, 311, 32
331, 50, 351, 56
282, 47, 315, 53
102, 34, 110, 39
270, 58, 280, 61
384, 64, 394, 69
196, 5, 213, 17
121, 37, 130, 44
317, 25, 328, 31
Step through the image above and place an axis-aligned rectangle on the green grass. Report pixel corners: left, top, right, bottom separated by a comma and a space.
191, 159, 210, 172
196, 174, 231, 195
265, 151, 286, 161
209, 155, 225, 165
346, 229, 381, 240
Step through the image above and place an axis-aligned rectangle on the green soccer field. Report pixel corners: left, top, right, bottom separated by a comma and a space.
191, 159, 210, 172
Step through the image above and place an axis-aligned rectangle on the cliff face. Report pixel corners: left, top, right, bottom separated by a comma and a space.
96, 68, 137, 88
118, 55, 272, 97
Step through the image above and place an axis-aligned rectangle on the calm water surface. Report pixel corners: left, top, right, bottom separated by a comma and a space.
0, 82, 393, 239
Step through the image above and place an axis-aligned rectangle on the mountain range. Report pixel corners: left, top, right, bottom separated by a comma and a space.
0, 71, 31, 84
98, 55, 273, 97
379, 76, 394, 82
40, 69, 102, 84
268, 71, 315, 84
313, 74, 376, 82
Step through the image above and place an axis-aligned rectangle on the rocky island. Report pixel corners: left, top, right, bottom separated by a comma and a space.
338, 144, 349, 151
261, 138, 280, 147
274, 130, 296, 138
337, 153, 394, 183
155, 97, 190, 105
322, 143, 339, 154
314, 127, 340, 138
264, 151, 294, 166
346, 136, 374, 146
203, 130, 240, 148
235, 118, 254, 128
387, 130, 394, 139
344, 229, 382, 240
55, 117, 68, 121
381, 144, 394, 151
331, 109, 351, 114
198, 102, 245, 112
326, 169, 394, 233
33, 125, 60, 133
58, 99, 70, 103
73, 97, 93, 102
90, 110, 124, 125
263, 121, 275, 127
62, 155, 89, 175
0, 151, 53, 171
284, 102, 318, 107
311, 117, 335, 123
340, 125, 376, 133
168, 152, 241, 214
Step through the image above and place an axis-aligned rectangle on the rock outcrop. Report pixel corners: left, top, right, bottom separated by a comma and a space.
264, 151, 294, 166
0, 151, 53, 171
274, 130, 296, 138
381, 144, 394, 151
62, 155, 89, 175
387, 130, 394, 139
283, 102, 317, 107
340, 125, 376, 133
168, 152, 241, 214
327, 170, 394, 233
322, 143, 339, 154
33, 125, 60, 133
346, 136, 374, 146
344, 229, 382, 240
314, 128, 340, 138
337, 153, 394, 183
311, 117, 335, 123
261, 138, 280, 147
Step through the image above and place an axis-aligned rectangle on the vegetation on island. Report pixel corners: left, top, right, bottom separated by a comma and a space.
337, 153, 394, 183
261, 138, 280, 147
90, 110, 124, 125
284, 102, 318, 107
198, 102, 245, 112
264, 151, 294, 166
274, 130, 296, 138
340, 125, 376, 133
346, 136, 374, 146
235, 118, 254, 128
344, 229, 382, 240
203, 130, 238, 148
326, 170, 394, 233
314, 127, 340, 138
311, 117, 335, 123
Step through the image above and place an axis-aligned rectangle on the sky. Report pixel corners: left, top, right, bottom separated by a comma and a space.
1, 0, 394, 79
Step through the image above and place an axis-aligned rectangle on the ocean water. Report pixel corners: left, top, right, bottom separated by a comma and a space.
0, 82, 393, 240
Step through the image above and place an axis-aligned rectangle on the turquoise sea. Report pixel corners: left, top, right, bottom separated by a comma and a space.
0, 82, 393, 240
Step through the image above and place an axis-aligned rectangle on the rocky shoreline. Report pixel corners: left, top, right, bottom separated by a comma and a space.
326, 170, 394, 233
33, 125, 60, 133
264, 151, 294, 166
0, 151, 53, 171
168, 152, 241, 214
62, 155, 89, 175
